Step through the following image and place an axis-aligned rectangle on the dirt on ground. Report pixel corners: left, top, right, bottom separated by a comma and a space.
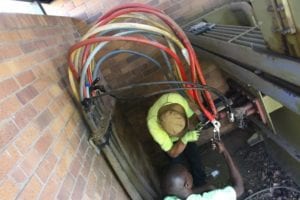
199, 129, 300, 200
202, 129, 300, 200
235, 142, 300, 200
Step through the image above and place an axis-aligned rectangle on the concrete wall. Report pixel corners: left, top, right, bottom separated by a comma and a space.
0, 14, 127, 200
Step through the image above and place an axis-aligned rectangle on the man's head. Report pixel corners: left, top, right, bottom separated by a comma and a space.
161, 164, 193, 199
158, 103, 187, 137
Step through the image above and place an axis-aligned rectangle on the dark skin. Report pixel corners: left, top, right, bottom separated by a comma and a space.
163, 141, 244, 198
167, 140, 187, 158
192, 141, 244, 197
216, 141, 244, 197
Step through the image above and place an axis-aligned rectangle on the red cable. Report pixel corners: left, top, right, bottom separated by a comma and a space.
81, 45, 93, 84
96, 6, 217, 119
68, 36, 189, 88
70, 4, 216, 120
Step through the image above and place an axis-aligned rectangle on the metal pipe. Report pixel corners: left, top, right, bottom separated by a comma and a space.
202, 33, 230, 41
244, 33, 265, 40
238, 36, 265, 44
187, 32, 300, 87
193, 46, 300, 115
216, 24, 254, 30
92, 49, 166, 80
204, 32, 265, 46
213, 27, 246, 34
232, 40, 266, 49
210, 29, 241, 35
251, 30, 262, 35
206, 31, 237, 37
213, 27, 263, 38
214, 26, 255, 33
208, 30, 264, 42
203, 32, 232, 39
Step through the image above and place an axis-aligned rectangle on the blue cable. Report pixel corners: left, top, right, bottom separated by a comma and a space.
92, 49, 167, 80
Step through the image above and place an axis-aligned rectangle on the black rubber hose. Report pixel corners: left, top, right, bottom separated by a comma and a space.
92, 81, 232, 114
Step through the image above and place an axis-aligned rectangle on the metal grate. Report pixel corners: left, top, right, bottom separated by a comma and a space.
188, 23, 267, 49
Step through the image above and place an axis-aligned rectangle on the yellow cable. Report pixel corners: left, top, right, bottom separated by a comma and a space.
68, 68, 80, 102
113, 14, 171, 32
70, 15, 189, 98
81, 23, 185, 50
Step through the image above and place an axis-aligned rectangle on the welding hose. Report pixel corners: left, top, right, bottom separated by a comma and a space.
82, 9, 185, 83
90, 81, 232, 115
81, 23, 185, 51
71, 25, 214, 122
69, 4, 217, 122
80, 23, 186, 84
87, 31, 177, 87
113, 13, 172, 32
82, 8, 185, 83
74, 27, 180, 81
95, 5, 217, 119
91, 49, 184, 96
92, 49, 167, 80
97, 8, 191, 64
95, 13, 176, 78
73, 30, 179, 99
68, 36, 188, 101
81, 20, 196, 102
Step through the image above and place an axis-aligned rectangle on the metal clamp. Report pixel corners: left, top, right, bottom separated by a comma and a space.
211, 119, 221, 141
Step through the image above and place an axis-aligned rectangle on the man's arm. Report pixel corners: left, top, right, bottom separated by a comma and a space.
167, 140, 186, 158
216, 142, 244, 197
167, 130, 201, 158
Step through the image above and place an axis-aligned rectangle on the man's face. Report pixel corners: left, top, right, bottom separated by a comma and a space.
183, 168, 193, 190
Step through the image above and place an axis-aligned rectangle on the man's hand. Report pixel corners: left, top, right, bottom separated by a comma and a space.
215, 141, 226, 154
181, 130, 200, 144
213, 140, 244, 197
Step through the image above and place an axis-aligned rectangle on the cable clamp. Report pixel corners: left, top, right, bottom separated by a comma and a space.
89, 77, 106, 93
81, 98, 92, 111
211, 119, 221, 140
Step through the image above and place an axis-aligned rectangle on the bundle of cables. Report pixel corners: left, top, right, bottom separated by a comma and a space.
68, 3, 232, 129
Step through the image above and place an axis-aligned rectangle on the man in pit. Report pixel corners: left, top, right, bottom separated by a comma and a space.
161, 141, 244, 200
147, 92, 207, 187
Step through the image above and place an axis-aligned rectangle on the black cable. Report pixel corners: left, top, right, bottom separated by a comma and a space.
92, 81, 232, 114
